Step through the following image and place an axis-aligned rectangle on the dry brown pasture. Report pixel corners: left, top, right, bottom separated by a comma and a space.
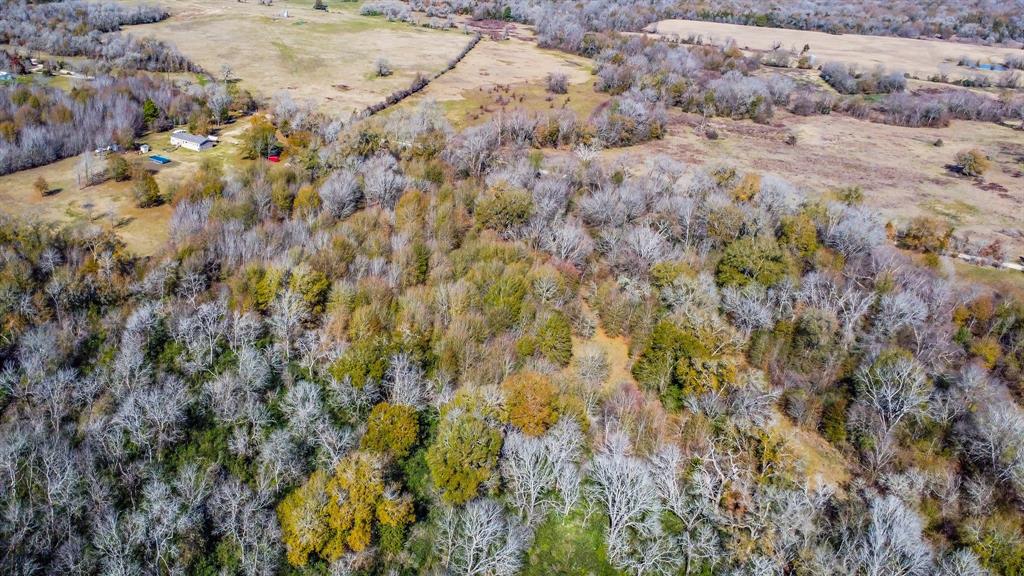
648, 19, 1024, 82
0, 122, 249, 256
399, 37, 598, 126
408, 38, 592, 101
601, 110, 1024, 255
121, 0, 474, 115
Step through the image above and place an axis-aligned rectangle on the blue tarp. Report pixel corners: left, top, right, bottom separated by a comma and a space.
149, 155, 171, 165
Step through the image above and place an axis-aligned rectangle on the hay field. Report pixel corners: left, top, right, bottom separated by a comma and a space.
0, 122, 249, 256
121, 0, 473, 115
607, 111, 1024, 254
648, 19, 1024, 81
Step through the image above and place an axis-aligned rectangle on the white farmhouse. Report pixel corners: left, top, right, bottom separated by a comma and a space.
170, 130, 213, 152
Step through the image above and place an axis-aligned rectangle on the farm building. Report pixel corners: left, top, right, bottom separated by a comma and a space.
170, 130, 213, 152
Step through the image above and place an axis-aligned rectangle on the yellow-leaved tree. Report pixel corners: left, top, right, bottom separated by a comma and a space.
277, 451, 415, 566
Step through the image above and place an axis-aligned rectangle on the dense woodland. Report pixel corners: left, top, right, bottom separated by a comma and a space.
0, 1, 193, 72
2, 1, 1024, 576
420, 0, 1024, 44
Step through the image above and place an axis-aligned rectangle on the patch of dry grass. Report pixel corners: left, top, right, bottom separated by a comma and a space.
773, 413, 851, 491
951, 259, 1024, 301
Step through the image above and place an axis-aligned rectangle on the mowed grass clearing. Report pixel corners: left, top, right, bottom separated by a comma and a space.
120, 0, 473, 115
648, 19, 1024, 82
0, 121, 249, 256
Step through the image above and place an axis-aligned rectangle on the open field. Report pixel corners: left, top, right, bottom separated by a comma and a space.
399, 37, 598, 127
601, 110, 1024, 255
647, 19, 1024, 82
0, 121, 249, 256
431, 77, 608, 129
121, 0, 473, 115
408, 38, 592, 101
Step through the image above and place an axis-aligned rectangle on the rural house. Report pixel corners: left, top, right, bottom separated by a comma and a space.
170, 130, 213, 152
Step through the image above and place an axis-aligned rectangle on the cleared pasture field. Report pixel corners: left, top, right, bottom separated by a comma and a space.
400, 38, 598, 126
0, 121, 249, 256
606, 110, 1024, 255
410, 38, 592, 101
431, 77, 608, 129
648, 19, 1024, 82
121, 0, 473, 115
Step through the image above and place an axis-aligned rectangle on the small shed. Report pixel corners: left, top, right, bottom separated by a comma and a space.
139, 144, 151, 154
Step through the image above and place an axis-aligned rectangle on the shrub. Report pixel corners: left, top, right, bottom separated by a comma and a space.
595, 93, 666, 146
716, 235, 790, 287
955, 148, 990, 177
762, 49, 792, 68
708, 71, 773, 121
132, 169, 162, 207
503, 372, 559, 436
375, 58, 393, 77
631, 319, 737, 408
361, 402, 419, 458
537, 311, 573, 366
289, 268, 331, 314
898, 216, 954, 253
241, 115, 280, 159
107, 154, 132, 182
834, 185, 864, 205
293, 184, 321, 216
546, 72, 569, 94
360, 1, 410, 20
779, 212, 819, 258
330, 338, 394, 388
426, 411, 502, 504
789, 308, 839, 372
476, 187, 533, 233
33, 176, 50, 197
821, 63, 905, 94
881, 93, 950, 127
821, 62, 858, 94
820, 392, 849, 446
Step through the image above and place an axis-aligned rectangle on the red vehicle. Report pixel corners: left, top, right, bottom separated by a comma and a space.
267, 155, 280, 163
